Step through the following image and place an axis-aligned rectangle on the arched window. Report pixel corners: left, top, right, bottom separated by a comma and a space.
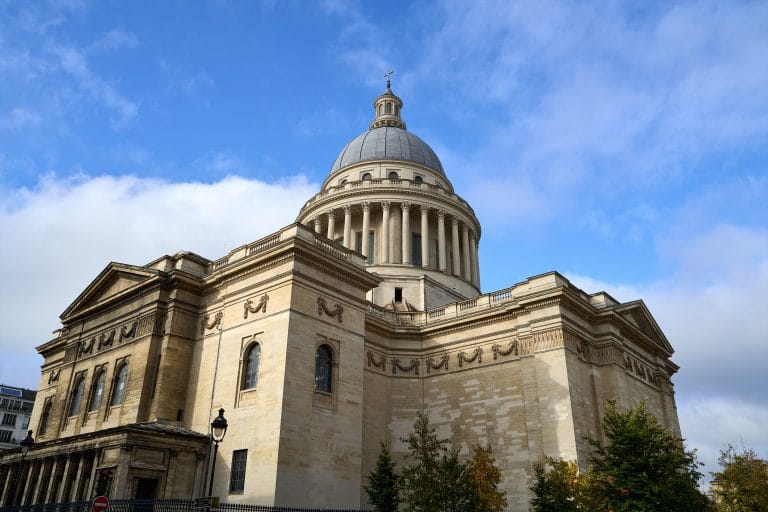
39, 399, 52, 435
378, 104, 383, 116
388, 171, 399, 180
414, 175, 423, 184
339, 179, 347, 186
361, 172, 372, 181
315, 345, 333, 393
69, 377, 85, 417
110, 364, 128, 406
385, 102, 392, 114
242, 343, 261, 390
88, 370, 106, 412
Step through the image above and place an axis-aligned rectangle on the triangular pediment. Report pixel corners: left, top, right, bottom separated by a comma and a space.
615, 300, 673, 353
61, 263, 162, 321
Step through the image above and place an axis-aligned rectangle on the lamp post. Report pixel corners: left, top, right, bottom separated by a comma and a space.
207, 409, 228, 498
11, 430, 34, 505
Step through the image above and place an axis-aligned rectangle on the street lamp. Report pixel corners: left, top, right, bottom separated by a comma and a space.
207, 409, 228, 498
12, 430, 34, 505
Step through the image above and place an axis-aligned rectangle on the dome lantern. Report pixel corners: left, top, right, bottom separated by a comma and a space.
370, 75, 406, 130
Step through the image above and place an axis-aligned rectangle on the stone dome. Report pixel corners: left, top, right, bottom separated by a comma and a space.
330, 126, 445, 175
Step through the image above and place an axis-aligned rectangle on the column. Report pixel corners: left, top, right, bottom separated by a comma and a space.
381, 202, 390, 264
462, 224, 471, 281
437, 210, 447, 272
421, 206, 430, 268
361, 202, 370, 260
401, 202, 411, 264
326, 211, 335, 240
343, 205, 352, 249
19, 461, 34, 505
54, 455, 73, 503
470, 232, 480, 288
451, 218, 461, 276
313, 216, 322, 234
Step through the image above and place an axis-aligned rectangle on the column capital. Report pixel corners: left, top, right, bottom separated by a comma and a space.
470, 231, 477, 242
420, 205, 431, 216
326, 210, 335, 219
381, 201, 390, 211
343, 204, 353, 213
451, 217, 459, 227
437, 209, 446, 219
462, 224, 469, 234
361, 201, 370, 211
401, 201, 411, 211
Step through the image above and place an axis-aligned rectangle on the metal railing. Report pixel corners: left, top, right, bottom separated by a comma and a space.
0, 500, 367, 512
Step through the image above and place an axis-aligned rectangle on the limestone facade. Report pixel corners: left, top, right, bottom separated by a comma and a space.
0, 85, 680, 511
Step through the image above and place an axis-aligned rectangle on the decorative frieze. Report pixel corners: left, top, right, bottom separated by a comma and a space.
391, 358, 419, 375
243, 294, 269, 319
624, 353, 659, 386
366, 351, 386, 371
458, 347, 482, 367
48, 368, 61, 384
317, 297, 343, 323
492, 339, 519, 359
200, 311, 223, 334
426, 354, 449, 373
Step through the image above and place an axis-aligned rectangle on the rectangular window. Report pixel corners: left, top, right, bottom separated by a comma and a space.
412, 233, 422, 266
435, 240, 440, 269
0, 430, 11, 443
355, 231, 363, 253
367, 231, 375, 264
1, 414, 16, 426
229, 449, 247, 493
395, 287, 403, 303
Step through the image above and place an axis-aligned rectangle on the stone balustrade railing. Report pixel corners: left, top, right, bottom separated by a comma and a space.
208, 223, 365, 273
300, 178, 476, 216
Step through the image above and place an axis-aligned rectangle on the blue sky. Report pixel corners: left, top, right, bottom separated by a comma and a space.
1, 0, 766, 483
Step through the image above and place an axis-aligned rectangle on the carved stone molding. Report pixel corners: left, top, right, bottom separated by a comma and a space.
98, 330, 115, 350
391, 358, 419, 375
426, 354, 449, 373
366, 351, 386, 371
119, 321, 138, 342
244, 293, 269, 319
200, 311, 223, 334
458, 347, 483, 367
492, 339, 518, 359
317, 297, 343, 323
48, 368, 61, 384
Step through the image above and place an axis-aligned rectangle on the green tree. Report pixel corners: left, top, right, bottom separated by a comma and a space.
587, 401, 710, 512
467, 445, 507, 512
364, 442, 401, 512
529, 457, 580, 512
439, 447, 478, 512
711, 445, 768, 512
400, 411, 449, 512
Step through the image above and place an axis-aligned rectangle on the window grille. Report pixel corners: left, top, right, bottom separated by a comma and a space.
229, 449, 248, 493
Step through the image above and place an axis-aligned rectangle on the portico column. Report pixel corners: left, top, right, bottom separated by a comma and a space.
451, 218, 461, 276
437, 210, 447, 272
314, 216, 322, 234
381, 202, 390, 264
401, 202, 411, 264
361, 202, 370, 260
421, 206, 429, 268
470, 232, 480, 288
462, 224, 471, 281
343, 205, 352, 248
326, 211, 335, 240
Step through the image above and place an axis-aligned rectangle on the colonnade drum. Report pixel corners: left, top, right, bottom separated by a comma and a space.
297, 81, 482, 311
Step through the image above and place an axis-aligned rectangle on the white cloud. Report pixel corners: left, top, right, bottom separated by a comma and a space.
567, 222, 768, 482
0, 107, 42, 130
0, 173, 317, 388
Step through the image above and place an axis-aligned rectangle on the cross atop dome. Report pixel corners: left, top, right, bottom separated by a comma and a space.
370, 71, 406, 130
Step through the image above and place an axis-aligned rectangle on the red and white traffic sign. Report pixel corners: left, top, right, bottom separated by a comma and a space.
92, 495, 110, 512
